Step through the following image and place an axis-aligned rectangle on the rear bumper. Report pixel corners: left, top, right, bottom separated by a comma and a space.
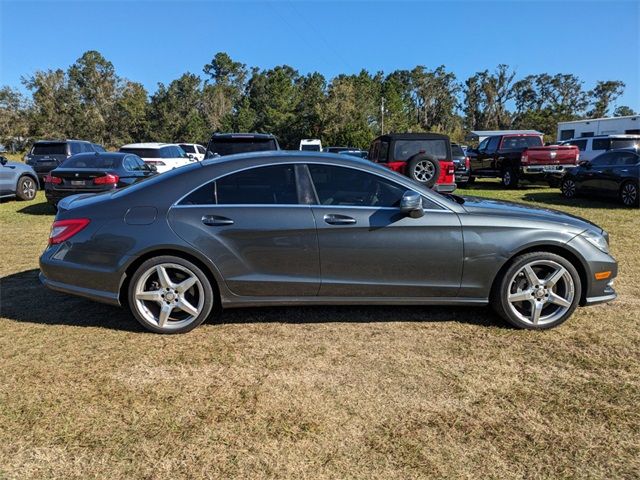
433, 183, 457, 193
39, 271, 120, 306
45, 187, 112, 205
521, 164, 576, 176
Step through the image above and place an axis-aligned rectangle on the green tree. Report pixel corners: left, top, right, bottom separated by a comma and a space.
588, 80, 625, 118
613, 105, 636, 117
0, 87, 29, 149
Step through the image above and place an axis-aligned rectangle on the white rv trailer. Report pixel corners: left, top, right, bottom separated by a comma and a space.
557, 115, 640, 141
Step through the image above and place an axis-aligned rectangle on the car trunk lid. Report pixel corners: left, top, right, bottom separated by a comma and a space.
522, 145, 579, 165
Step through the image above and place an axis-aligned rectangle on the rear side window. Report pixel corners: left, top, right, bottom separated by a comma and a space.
592, 139, 611, 151
611, 139, 640, 149
180, 165, 298, 205
180, 144, 196, 153
32, 143, 67, 155
568, 139, 588, 151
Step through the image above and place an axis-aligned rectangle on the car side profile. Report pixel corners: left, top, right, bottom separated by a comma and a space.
560, 135, 640, 161
119, 143, 192, 173
0, 155, 39, 201
561, 148, 640, 207
40, 152, 617, 334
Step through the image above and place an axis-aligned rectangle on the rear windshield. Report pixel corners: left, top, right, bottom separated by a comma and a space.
393, 139, 448, 161
208, 138, 277, 156
451, 144, 465, 157
32, 143, 67, 155
301, 144, 321, 151
611, 139, 640, 149
62, 155, 122, 169
179, 144, 196, 153
120, 148, 161, 158
501, 136, 543, 149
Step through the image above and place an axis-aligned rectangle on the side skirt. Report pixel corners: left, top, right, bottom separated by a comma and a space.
221, 296, 488, 309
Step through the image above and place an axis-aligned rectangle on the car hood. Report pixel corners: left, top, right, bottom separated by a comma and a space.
461, 196, 603, 234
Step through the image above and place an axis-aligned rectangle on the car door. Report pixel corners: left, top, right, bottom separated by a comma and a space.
469, 137, 489, 173
0, 158, 17, 194
602, 152, 638, 193
168, 163, 320, 297
582, 153, 613, 192
305, 163, 463, 298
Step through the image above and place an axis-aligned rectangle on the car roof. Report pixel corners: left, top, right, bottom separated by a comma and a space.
201, 150, 374, 169
120, 143, 173, 149
34, 139, 92, 144
68, 152, 129, 160
210, 133, 276, 140
373, 132, 450, 141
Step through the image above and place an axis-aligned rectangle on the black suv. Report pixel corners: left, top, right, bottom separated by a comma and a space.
24, 140, 104, 183
205, 133, 280, 158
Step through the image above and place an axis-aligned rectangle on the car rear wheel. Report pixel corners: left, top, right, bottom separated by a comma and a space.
407, 154, 441, 187
128, 256, 215, 334
619, 181, 639, 207
492, 252, 581, 330
16, 176, 37, 201
501, 167, 519, 189
561, 178, 577, 198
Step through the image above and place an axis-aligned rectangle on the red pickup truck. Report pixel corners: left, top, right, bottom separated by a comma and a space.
466, 134, 580, 188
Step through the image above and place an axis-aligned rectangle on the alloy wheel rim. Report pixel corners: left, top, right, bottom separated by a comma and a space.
562, 180, 576, 197
134, 263, 204, 330
504, 171, 511, 185
414, 161, 435, 183
506, 260, 575, 326
621, 184, 637, 205
22, 179, 36, 199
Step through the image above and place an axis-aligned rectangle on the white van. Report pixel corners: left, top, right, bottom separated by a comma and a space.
299, 139, 322, 151
559, 135, 640, 161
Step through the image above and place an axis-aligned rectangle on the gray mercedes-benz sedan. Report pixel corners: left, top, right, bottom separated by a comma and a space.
39, 152, 617, 334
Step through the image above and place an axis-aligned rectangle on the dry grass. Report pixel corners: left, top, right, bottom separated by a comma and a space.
1, 183, 638, 479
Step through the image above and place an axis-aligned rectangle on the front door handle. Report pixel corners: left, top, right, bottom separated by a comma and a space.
324, 214, 356, 225
202, 215, 234, 226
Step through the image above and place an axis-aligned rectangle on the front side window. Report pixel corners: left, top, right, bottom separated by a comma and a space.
197, 145, 206, 154
477, 138, 489, 151
590, 153, 614, 166
485, 136, 501, 153
120, 148, 161, 159
611, 139, 640, 150
181, 165, 298, 205
180, 144, 196, 153
308, 164, 407, 208
568, 139, 588, 151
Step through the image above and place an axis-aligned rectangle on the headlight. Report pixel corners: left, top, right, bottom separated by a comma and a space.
581, 229, 609, 254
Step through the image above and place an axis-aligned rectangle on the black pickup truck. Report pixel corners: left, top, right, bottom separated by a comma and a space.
466, 134, 580, 188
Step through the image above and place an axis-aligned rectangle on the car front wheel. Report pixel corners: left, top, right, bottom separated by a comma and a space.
561, 178, 577, 198
128, 256, 215, 334
620, 181, 639, 207
492, 252, 581, 329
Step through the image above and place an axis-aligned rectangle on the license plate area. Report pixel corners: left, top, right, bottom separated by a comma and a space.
70, 180, 86, 186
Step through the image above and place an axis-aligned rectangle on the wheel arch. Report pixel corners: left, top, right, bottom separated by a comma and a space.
118, 247, 223, 308
490, 243, 589, 305
17, 172, 40, 190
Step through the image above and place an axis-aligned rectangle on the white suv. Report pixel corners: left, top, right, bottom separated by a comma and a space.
560, 135, 640, 161
179, 143, 206, 161
299, 139, 322, 151
119, 143, 193, 173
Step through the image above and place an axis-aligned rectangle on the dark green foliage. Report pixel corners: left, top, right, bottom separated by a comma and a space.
3, 50, 632, 150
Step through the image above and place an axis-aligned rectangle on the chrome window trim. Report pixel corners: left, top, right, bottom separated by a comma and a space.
172, 160, 455, 212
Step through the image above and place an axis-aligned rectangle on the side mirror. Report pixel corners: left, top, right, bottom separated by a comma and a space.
580, 160, 591, 168
0, 156, 7, 166
148, 164, 158, 173
400, 190, 424, 218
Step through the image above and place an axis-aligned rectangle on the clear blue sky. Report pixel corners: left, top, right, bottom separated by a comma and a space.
1, 0, 639, 109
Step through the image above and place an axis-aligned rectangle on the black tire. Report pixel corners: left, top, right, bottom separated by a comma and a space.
467, 176, 476, 184
619, 181, 639, 207
457, 181, 468, 188
501, 167, 519, 189
547, 177, 560, 188
127, 255, 216, 334
561, 178, 577, 198
406, 154, 441, 188
16, 175, 37, 201
491, 251, 581, 330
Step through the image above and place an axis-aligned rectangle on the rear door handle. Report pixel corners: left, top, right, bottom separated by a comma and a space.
202, 215, 234, 226
324, 214, 356, 225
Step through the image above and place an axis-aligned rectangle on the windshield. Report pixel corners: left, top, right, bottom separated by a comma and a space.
179, 144, 196, 153
32, 143, 67, 155
209, 138, 277, 156
393, 139, 448, 161
120, 148, 161, 158
62, 155, 122, 169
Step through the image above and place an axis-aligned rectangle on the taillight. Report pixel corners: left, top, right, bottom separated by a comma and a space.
49, 218, 90, 245
522, 152, 529, 164
45, 174, 62, 184
93, 174, 119, 185
465, 156, 470, 170
447, 165, 455, 175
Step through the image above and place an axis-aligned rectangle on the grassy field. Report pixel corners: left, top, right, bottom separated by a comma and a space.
0, 181, 638, 479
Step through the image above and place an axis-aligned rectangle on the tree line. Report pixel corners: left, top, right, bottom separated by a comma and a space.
0, 50, 636, 151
